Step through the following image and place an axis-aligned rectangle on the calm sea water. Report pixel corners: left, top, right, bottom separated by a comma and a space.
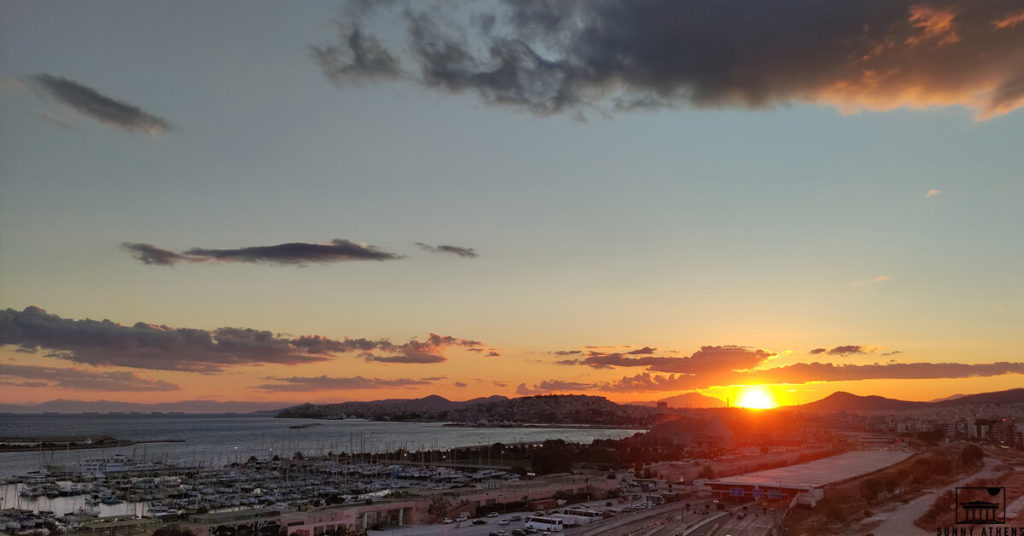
0, 413, 639, 479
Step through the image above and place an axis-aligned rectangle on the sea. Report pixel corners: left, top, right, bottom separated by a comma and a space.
0, 413, 639, 515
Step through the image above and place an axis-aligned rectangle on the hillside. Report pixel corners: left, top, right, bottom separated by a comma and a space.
931, 388, 1024, 407
275, 395, 507, 420
278, 394, 661, 426
793, 388, 1024, 414
795, 391, 927, 413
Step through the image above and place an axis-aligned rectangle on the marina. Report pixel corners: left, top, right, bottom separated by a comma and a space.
0, 414, 636, 481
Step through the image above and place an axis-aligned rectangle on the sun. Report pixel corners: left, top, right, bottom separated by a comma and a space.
735, 386, 778, 409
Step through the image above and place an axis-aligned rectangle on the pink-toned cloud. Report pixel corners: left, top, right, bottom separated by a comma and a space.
993, 10, 1024, 30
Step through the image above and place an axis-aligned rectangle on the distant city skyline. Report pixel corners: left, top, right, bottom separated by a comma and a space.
2, 1, 1023, 408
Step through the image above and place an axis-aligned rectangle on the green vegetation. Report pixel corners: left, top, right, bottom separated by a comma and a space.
153, 527, 195, 536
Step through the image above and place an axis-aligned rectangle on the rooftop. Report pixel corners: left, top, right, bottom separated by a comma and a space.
711, 449, 913, 489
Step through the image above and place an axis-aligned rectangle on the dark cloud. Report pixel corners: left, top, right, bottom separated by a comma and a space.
185, 239, 401, 265
121, 239, 402, 266
311, 23, 402, 84
121, 243, 202, 266
256, 375, 432, 392
552, 350, 582, 356
580, 352, 674, 369
539, 379, 596, 391
0, 363, 178, 391
555, 359, 580, 366
28, 74, 173, 134
124, 239, 400, 266
361, 333, 482, 364
415, 242, 478, 258
363, 352, 447, 364
827, 345, 880, 356
321, 1, 1024, 119
881, 350, 903, 357
809, 348, 827, 355
0, 306, 482, 372
453, 381, 468, 388
467, 347, 500, 356
601, 361, 1024, 392
575, 345, 775, 374
516, 383, 543, 396
516, 379, 598, 395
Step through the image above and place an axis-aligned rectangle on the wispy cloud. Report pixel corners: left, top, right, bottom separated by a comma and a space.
853, 275, 892, 286
0, 363, 178, 391
121, 243, 203, 266
0, 306, 483, 372
123, 239, 401, 266
255, 375, 433, 391
317, 1, 1024, 120
415, 242, 478, 258
310, 23, 402, 84
826, 345, 882, 357
28, 74, 173, 134
927, 189, 943, 199
993, 10, 1024, 30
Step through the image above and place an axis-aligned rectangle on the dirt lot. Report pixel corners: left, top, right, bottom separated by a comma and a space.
781, 444, 983, 536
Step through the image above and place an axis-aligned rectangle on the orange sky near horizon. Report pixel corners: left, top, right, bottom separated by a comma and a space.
2, 338, 1022, 408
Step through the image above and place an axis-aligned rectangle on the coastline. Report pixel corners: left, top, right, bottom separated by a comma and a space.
0, 438, 184, 453
442, 422, 646, 430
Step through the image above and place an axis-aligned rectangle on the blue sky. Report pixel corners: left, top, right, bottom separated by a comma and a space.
1, 0, 1023, 406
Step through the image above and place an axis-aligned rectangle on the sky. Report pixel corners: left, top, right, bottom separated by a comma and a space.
1, 0, 1023, 408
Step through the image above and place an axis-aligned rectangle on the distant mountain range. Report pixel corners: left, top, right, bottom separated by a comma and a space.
278, 394, 661, 426
792, 388, 1024, 414
5, 388, 1021, 417
0, 399, 290, 414
276, 394, 509, 420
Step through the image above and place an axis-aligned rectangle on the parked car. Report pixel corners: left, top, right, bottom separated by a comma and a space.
488, 512, 499, 518
473, 519, 487, 525
443, 518, 453, 524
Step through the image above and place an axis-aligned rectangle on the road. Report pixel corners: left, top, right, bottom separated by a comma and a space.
867, 459, 1001, 536
367, 500, 726, 536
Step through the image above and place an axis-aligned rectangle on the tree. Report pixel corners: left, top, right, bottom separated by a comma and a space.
859, 477, 883, 504
961, 444, 984, 467
154, 527, 195, 536
427, 496, 452, 523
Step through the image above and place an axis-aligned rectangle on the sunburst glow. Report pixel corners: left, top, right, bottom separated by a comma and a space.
735, 386, 778, 409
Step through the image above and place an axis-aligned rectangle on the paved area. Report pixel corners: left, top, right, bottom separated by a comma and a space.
713, 450, 913, 488
865, 459, 1001, 536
